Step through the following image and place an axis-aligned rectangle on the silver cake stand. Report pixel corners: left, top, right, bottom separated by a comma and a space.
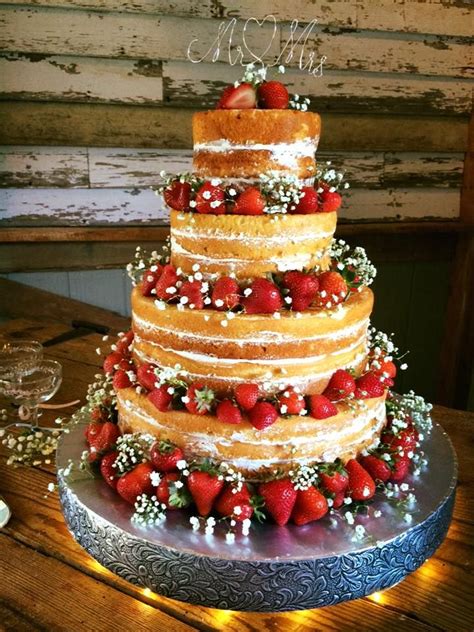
57, 421, 457, 612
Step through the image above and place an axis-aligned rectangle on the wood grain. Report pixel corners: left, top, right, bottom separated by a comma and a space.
8, 0, 473, 37
1, 102, 469, 152
0, 146, 465, 189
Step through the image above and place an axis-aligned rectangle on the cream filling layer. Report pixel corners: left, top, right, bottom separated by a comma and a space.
133, 332, 367, 366
171, 227, 334, 244
132, 313, 369, 344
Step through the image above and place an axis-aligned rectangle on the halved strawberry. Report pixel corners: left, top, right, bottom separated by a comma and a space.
323, 369, 356, 402
163, 180, 192, 212
258, 478, 297, 526
179, 279, 205, 309
242, 278, 283, 314
289, 186, 318, 214
141, 266, 163, 297
217, 82, 256, 110
277, 386, 306, 415
282, 270, 319, 311
117, 462, 154, 505
216, 399, 242, 424
185, 382, 215, 415
187, 469, 224, 516
150, 440, 184, 472
211, 276, 240, 311
232, 187, 266, 215
155, 264, 179, 301
308, 394, 337, 419
292, 487, 328, 526
195, 181, 226, 214
258, 81, 289, 109
234, 383, 259, 411
248, 401, 279, 430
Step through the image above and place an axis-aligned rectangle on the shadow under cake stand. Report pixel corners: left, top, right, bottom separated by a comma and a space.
57, 420, 457, 612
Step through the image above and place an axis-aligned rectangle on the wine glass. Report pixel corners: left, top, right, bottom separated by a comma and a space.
0, 359, 62, 426
0, 340, 43, 380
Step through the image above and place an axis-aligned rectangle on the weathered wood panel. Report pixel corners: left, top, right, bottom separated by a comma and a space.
163, 61, 472, 115
7, 0, 474, 38
0, 146, 465, 189
0, 6, 471, 78
1, 102, 468, 151
0, 146, 89, 187
0, 186, 460, 226
0, 53, 163, 105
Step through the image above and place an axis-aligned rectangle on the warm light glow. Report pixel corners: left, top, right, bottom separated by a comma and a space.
88, 558, 108, 574
212, 609, 233, 626
368, 591, 385, 604
142, 587, 154, 598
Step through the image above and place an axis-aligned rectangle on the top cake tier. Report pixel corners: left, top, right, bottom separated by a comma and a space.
193, 110, 321, 183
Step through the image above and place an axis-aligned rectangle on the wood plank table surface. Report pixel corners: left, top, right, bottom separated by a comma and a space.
1, 313, 473, 632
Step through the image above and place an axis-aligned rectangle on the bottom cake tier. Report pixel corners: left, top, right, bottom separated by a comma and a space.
117, 388, 387, 480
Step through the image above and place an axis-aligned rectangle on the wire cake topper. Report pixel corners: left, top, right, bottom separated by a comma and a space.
187, 16, 327, 77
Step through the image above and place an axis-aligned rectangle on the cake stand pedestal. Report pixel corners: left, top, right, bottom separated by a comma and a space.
57, 421, 456, 612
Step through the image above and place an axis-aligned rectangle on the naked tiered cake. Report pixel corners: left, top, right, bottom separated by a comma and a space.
84, 69, 431, 529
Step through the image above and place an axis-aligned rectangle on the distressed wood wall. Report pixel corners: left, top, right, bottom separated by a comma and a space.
0, 1, 472, 228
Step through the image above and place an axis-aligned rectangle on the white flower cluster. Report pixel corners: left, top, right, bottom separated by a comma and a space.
290, 464, 319, 491
86, 373, 116, 410
330, 239, 377, 288
0, 427, 60, 467
368, 328, 399, 360
239, 62, 268, 86
394, 391, 433, 434
152, 363, 188, 388
259, 172, 304, 214
132, 493, 166, 526
126, 243, 170, 285
114, 433, 154, 474
289, 94, 311, 111
316, 161, 350, 193
219, 462, 244, 491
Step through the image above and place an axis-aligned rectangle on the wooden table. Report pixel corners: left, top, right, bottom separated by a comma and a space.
1, 314, 473, 632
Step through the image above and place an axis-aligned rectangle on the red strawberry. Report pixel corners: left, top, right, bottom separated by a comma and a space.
187, 470, 224, 516
215, 484, 253, 521
112, 369, 133, 390
163, 180, 191, 212
277, 386, 306, 415
308, 394, 337, 419
332, 491, 345, 509
315, 271, 348, 308
115, 331, 134, 356
141, 266, 163, 297
234, 383, 259, 411
147, 386, 173, 412
217, 82, 256, 109
248, 401, 279, 430
100, 450, 119, 489
216, 399, 242, 424
258, 81, 289, 109
211, 276, 240, 310
242, 278, 283, 314
258, 479, 297, 526
345, 459, 376, 501
389, 456, 411, 483
323, 369, 356, 402
156, 472, 179, 509
359, 455, 391, 484
91, 407, 108, 423
89, 422, 120, 462
155, 264, 179, 301
232, 187, 266, 215
282, 270, 319, 311
195, 181, 226, 214
103, 353, 131, 376
136, 362, 158, 391
290, 186, 318, 214
383, 429, 417, 455
85, 421, 101, 445
185, 382, 215, 415
373, 359, 397, 381
117, 462, 154, 505
292, 487, 328, 526
320, 468, 349, 494
150, 440, 184, 472
179, 279, 205, 309
354, 372, 386, 399
320, 188, 342, 213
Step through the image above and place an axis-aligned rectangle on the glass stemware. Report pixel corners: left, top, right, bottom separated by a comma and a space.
0, 359, 62, 426
0, 340, 43, 380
